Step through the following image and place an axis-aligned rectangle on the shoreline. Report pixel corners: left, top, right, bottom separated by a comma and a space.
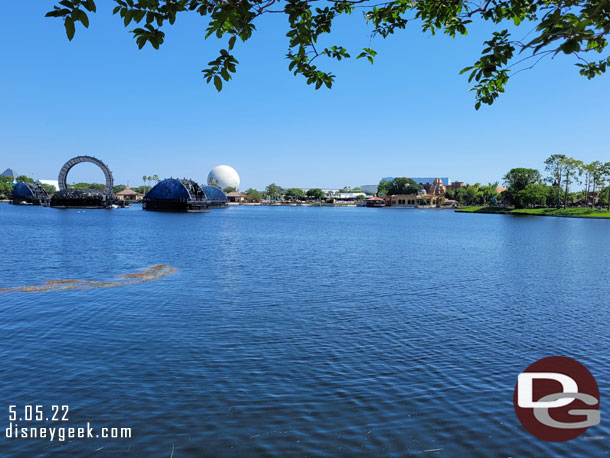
455, 206, 610, 219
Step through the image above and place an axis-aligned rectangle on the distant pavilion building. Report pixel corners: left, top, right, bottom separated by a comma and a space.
365, 196, 385, 207
226, 191, 246, 204
386, 194, 431, 207
424, 178, 447, 196
115, 185, 143, 201
447, 181, 464, 190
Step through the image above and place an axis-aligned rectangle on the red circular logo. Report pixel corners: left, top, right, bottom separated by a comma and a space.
513, 356, 600, 441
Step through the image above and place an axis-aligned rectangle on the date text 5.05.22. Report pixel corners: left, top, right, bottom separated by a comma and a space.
9, 405, 69, 422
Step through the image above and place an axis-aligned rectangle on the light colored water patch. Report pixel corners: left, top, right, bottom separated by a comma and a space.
0, 264, 176, 293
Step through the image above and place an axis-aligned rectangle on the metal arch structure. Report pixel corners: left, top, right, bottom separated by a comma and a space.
57, 155, 114, 192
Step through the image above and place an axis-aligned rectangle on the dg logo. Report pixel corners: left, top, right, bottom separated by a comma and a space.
513, 356, 600, 441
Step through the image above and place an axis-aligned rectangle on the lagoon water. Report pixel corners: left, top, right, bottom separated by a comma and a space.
1, 203, 609, 456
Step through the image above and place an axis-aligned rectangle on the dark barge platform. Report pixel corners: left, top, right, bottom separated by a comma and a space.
142, 179, 210, 213
10, 182, 50, 206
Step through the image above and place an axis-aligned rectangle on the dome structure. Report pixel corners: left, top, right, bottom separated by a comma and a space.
143, 178, 209, 213
207, 165, 240, 191
201, 185, 229, 208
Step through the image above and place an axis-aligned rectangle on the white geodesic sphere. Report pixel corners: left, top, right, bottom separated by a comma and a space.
207, 165, 240, 191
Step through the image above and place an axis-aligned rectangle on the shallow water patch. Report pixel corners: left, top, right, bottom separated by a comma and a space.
0, 264, 176, 293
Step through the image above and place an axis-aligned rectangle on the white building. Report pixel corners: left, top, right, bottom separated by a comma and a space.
39, 179, 59, 191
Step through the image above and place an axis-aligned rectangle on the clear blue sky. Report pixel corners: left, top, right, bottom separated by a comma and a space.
1, 3, 609, 189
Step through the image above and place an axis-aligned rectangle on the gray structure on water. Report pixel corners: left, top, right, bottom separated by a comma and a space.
143, 179, 210, 212
50, 155, 123, 209
10, 182, 49, 206
201, 185, 229, 208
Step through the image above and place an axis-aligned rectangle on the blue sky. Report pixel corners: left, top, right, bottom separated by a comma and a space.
1, 3, 609, 189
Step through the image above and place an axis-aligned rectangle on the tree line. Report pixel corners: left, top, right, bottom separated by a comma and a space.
245, 185, 327, 203
377, 177, 501, 207
502, 155, 610, 209
376, 155, 610, 210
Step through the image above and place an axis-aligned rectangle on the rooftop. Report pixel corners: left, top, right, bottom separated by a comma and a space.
116, 185, 141, 196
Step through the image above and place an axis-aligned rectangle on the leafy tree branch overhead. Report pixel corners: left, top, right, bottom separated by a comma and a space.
47, 0, 610, 108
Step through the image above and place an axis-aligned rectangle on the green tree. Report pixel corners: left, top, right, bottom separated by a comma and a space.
265, 183, 282, 201
15, 175, 33, 183
223, 186, 236, 193
284, 188, 306, 201
135, 185, 151, 194
377, 179, 391, 196
245, 188, 262, 202
386, 177, 419, 196
544, 154, 568, 208
504, 168, 542, 191
448, 185, 481, 206
478, 183, 498, 206
306, 188, 325, 200
113, 185, 126, 193
462, 186, 479, 206
598, 162, 610, 210
0, 175, 13, 198
69, 182, 106, 190
46, 1, 610, 108
561, 157, 583, 209
503, 168, 544, 209
40, 183, 57, 195
587, 161, 606, 207
514, 184, 550, 209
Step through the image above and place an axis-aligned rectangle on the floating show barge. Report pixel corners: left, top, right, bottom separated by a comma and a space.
142, 179, 210, 213
50, 189, 123, 209
201, 185, 229, 208
10, 182, 49, 206
50, 155, 123, 209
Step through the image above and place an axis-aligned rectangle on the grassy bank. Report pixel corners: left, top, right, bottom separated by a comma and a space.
456, 206, 610, 218
455, 206, 511, 214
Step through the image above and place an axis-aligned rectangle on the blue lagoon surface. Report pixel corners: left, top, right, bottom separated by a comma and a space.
0, 203, 609, 456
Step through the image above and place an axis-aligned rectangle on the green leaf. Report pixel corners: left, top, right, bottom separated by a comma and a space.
228, 36, 236, 50
65, 17, 75, 41
73, 9, 89, 28
214, 75, 222, 91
